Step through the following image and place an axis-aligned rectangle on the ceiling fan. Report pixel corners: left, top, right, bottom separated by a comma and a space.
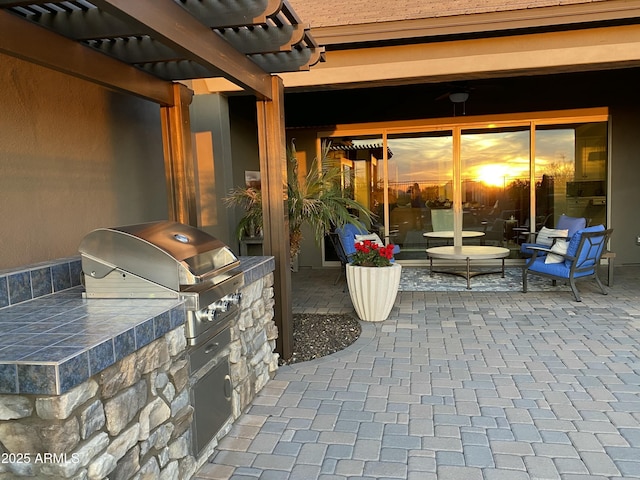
435, 83, 473, 116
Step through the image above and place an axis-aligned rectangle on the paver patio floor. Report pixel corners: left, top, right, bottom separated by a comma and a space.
195, 265, 640, 480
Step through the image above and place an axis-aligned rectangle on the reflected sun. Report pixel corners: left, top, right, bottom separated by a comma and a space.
474, 164, 509, 187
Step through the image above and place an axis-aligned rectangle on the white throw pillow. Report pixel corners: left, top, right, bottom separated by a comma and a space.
536, 227, 569, 247
545, 240, 569, 264
355, 233, 384, 247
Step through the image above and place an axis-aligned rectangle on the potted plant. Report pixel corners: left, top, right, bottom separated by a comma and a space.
224, 140, 373, 261
346, 239, 402, 322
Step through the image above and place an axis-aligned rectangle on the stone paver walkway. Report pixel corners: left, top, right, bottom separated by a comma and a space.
195, 266, 640, 480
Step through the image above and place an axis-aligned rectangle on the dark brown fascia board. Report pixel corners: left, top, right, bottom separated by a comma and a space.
313, 0, 640, 46
0, 9, 175, 105
92, 0, 273, 99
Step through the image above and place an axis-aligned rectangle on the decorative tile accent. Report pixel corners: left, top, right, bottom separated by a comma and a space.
52, 262, 72, 292
135, 318, 155, 349
69, 260, 83, 287
16, 364, 57, 395
154, 311, 172, 338
58, 352, 89, 394
88, 340, 115, 376
0, 364, 17, 393
31, 267, 53, 298
114, 330, 136, 362
171, 307, 186, 330
0, 277, 8, 308
8, 271, 32, 304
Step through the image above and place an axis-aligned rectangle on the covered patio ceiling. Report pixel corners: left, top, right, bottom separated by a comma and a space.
0, 0, 325, 102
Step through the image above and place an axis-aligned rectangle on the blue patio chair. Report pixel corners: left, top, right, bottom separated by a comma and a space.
520, 214, 587, 257
522, 225, 613, 302
327, 231, 350, 286
336, 221, 400, 259
331, 221, 401, 284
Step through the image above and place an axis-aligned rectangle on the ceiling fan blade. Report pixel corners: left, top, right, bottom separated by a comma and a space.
435, 91, 452, 102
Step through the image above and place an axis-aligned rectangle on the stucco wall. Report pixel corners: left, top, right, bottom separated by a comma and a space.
609, 104, 640, 265
0, 54, 168, 270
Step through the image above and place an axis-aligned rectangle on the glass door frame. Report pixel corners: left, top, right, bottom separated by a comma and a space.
319, 107, 609, 265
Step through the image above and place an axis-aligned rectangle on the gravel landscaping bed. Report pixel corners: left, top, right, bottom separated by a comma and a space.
285, 313, 361, 364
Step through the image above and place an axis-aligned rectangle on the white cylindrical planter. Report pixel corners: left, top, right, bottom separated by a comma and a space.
346, 263, 402, 322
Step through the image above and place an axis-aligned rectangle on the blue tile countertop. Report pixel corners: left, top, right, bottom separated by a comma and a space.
0, 255, 274, 396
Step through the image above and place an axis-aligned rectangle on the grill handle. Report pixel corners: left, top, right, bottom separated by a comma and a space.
224, 375, 232, 400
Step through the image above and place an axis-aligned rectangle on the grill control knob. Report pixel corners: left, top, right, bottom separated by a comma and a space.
223, 293, 242, 306
198, 309, 218, 323
210, 301, 230, 313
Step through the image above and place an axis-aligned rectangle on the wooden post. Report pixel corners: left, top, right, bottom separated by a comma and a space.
256, 76, 293, 361
160, 83, 198, 226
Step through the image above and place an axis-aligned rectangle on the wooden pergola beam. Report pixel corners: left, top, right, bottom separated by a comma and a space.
256, 76, 293, 361
0, 10, 174, 106
161, 84, 198, 226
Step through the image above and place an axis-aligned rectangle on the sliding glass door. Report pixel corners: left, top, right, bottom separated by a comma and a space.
535, 122, 607, 229
321, 109, 608, 264
461, 126, 530, 251
386, 132, 453, 258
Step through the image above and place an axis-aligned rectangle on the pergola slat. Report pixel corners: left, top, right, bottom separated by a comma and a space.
89, 36, 186, 65
218, 23, 306, 55
34, 7, 141, 39
250, 46, 325, 73
176, 0, 282, 28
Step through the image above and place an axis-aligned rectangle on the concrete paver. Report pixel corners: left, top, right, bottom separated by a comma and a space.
194, 266, 640, 479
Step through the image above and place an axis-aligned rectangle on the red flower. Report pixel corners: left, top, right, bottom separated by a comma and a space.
351, 240, 396, 267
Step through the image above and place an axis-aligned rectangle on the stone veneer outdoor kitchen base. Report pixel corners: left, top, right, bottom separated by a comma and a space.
0, 256, 277, 480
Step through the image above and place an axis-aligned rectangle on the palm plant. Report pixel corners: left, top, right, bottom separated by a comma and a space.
225, 140, 373, 259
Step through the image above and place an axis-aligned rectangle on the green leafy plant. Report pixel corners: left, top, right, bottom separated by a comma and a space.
351, 240, 396, 267
224, 140, 373, 259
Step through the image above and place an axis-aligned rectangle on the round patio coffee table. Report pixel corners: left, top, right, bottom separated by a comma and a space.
425, 245, 510, 289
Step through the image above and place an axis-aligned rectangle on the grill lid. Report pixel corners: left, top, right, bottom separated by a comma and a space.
79, 221, 239, 291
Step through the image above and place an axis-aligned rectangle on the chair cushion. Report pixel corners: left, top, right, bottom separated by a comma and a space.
536, 227, 569, 247
529, 257, 570, 277
545, 240, 569, 264
355, 233, 384, 247
556, 215, 587, 238
354, 233, 401, 255
529, 256, 597, 279
336, 222, 368, 256
565, 224, 605, 268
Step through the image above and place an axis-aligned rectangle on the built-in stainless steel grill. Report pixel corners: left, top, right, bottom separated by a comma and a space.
78, 220, 244, 346
79, 220, 244, 458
